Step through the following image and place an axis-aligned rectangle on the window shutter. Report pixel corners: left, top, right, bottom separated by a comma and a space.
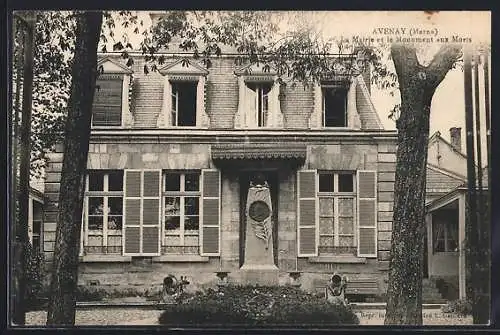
92, 78, 123, 126
200, 169, 221, 256
357, 170, 377, 257
123, 170, 161, 256
141, 170, 161, 255
297, 170, 318, 256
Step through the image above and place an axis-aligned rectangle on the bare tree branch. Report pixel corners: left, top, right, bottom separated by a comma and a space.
390, 44, 420, 83
424, 43, 462, 91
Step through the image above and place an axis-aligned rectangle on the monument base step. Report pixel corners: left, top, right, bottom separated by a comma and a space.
239, 264, 279, 285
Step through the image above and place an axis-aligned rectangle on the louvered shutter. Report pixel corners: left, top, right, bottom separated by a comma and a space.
297, 170, 318, 256
123, 170, 161, 255
357, 170, 377, 257
141, 170, 161, 255
200, 169, 221, 256
92, 78, 123, 126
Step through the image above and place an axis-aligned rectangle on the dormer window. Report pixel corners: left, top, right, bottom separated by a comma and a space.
322, 82, 348, 127
234, 63, 283, 129
310, 76, 361, 130
92, 58, 134, 128
171, 81, 197, 127
157, 59, 210, 128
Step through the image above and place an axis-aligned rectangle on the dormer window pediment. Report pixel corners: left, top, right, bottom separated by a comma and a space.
159, 58, 209, 77
234, 63, 278, 77
92, 58, 134, 128
157, 59, 209, 128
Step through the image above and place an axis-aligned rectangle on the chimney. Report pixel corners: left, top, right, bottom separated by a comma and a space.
449, 127, 462, 152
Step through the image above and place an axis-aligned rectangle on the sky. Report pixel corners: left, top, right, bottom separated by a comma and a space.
291, 11, 490, 165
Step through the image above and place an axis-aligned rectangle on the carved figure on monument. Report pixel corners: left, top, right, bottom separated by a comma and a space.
246, 173, 273, 250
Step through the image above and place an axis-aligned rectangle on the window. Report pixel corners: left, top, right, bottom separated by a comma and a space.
163, 171, 201, 254
318, 172, 356, 254
84, 170, 124, 254
171, 81, 197, 126
92, 78, 123, 127
433, 210, 458, 252
32, 220, 42, 253
322, 84, 348, 127
247, 82, 272, 127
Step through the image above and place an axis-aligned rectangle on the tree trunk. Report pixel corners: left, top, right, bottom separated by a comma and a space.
46, 11, 102, 326
384, 44, 461, 325
12, 13, 35, 325
384, 78, 432, 325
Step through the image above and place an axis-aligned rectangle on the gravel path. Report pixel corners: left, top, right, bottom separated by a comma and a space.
26, 308, 473, 326
26, 309, 163, 326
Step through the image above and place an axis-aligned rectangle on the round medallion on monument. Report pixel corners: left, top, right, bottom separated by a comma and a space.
248, 200, 270, 222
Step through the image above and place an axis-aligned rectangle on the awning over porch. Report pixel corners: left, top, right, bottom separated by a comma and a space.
211, 143, 307, 161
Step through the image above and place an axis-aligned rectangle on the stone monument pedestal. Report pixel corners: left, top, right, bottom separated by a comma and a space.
239, 264, 279, 286
240, 182, 279, 286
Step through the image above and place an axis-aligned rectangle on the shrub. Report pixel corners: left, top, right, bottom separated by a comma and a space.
76, 285, 108, 301
441, 299, 472, 316
158, 285, 359, 326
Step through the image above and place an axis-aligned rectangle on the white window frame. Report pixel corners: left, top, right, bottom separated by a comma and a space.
162, 171, 201, 248
170, 80, 199, 127
83, 171, 124, 253
249, 82, 271, 127
171, 85, 179, 126
317, 171, 357, 249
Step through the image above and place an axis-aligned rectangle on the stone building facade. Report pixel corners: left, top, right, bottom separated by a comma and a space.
43, 51, 399, 296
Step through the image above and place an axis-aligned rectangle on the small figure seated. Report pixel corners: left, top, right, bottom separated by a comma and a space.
326, 274, 348, 306
162, 274, 190, 303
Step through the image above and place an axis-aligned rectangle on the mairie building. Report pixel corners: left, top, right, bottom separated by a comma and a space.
43, 42, 401, 299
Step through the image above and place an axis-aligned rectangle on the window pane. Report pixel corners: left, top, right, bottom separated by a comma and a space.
88, 171, 104, 191
108, 197, 123, 215
165, 216, 180, 230
108, 171, 124, 191
184, 197, 199, 215
33, 221, 41, 234
339, 217, 354, 234
108, 216, 122, 230
319, 217, 334, 234
338, 174, 353, 192
89, 197, 104, 215
323, 87, 347, 127
318, 173, 334, 192
175, 82, 197, 126
319, 198, 334, 216
185, 216, 199, 231
165, 235, 181, 246
338, 198, 354, 216
339, 236, 355, 247
165, 173, 181, 191
185, 173, 200, 191
88, 216, 103, 230
319, 236, 333, 247
164, 197, 180, 216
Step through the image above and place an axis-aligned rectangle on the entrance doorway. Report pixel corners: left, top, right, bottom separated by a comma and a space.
239, 170, 279, 267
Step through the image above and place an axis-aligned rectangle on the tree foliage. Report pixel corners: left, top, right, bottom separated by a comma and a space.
13, 12, 74, 179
